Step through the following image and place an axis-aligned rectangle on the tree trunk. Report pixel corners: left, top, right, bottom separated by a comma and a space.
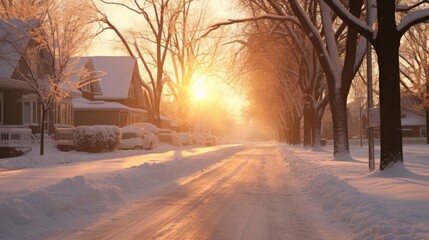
374, 0, 404, 170
330, 91, 350, 157
426, 107, 429, 144
292, 116, 301, 145
312, 113, 322, 147
303, 97, 313, 147
426, 82, 429, 144
39, 109, 46, 156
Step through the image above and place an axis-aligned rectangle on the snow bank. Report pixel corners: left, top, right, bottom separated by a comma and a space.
278, 145, 429, 240
0, 145, 244, 239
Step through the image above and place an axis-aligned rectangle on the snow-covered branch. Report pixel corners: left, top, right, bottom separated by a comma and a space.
200, 14, 300, 39
322, 0, 374, 42
288, 0, 337, 82
396, 0, 429, 12
397, 9, 429, 36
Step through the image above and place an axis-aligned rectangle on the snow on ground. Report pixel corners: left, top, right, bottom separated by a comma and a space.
279, 143, 429, 240
1, 140, 428, 240
0, 140, 246, 240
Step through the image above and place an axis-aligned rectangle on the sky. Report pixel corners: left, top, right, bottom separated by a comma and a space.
87, 0, 237, 56
86, 0, 248, 123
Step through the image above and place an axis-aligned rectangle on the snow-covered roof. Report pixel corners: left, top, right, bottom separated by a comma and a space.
80, 56, 136, 100
401, 114, 425, 126
0, 19, 37, 79
73, 97, 147, 113
70, 57, 103, 95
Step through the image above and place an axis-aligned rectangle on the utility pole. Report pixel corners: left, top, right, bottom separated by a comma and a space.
367, 0, 375, 171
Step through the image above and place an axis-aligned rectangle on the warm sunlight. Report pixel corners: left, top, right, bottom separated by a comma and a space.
193, 85, 206, 100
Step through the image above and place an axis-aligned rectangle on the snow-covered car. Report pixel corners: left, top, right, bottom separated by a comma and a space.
140, 127, 156, 149
126, 123, 159, 136
125, 123, 158, 147
118, 127, 154, 150
158, 128, 181, 146
178, 132, 192, 146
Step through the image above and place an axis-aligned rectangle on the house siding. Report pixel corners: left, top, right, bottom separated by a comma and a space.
74, 111, 120, 126
402, 125, 421, 138
3, 90, 23, 125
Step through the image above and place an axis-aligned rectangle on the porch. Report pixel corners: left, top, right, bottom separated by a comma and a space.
0, 126, 32, 158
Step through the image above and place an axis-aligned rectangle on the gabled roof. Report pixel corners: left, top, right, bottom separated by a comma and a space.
0, 19, 38, 79
71, 57, 102, 95
79, 56, 137, 100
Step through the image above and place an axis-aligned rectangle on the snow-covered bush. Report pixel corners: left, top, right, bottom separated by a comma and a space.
74, 125, 121, 153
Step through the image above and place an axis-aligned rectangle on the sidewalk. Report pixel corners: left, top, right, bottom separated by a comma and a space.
279, 144, 429, 240
0, 142, 240, 192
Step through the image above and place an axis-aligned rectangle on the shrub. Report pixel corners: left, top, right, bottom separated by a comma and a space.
74, 125, 121, 153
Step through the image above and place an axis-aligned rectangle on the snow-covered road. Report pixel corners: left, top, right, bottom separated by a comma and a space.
48, 144, 346, 240
0, 145, 240, 192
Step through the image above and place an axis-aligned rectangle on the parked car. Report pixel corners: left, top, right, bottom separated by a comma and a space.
118, 127, 154, 150
158, 128, 181, 146
192, 133, 215, 146
127, 123, 159, 136
125, 123, 159, 147
178, 132, 192, 146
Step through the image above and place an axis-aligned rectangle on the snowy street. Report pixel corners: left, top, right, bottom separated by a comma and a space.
1, 142, 428, 239
47, 144, 344, 240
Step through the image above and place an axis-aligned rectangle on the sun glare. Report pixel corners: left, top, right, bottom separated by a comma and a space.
193, 86, 206, 100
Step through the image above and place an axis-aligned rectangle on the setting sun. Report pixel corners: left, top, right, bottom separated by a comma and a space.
193, 86, 206, 100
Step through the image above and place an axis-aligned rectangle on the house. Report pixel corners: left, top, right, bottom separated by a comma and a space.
0, 19, 77, 156
401, 96, 427, 138
73, 56, 149, 127
346, 95, 427, 140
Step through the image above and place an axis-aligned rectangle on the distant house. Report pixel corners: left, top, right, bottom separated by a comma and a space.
323, 95, 427, 141
73, 56, 149, 127
0, 19, 77, 156
401, 96, 427, 138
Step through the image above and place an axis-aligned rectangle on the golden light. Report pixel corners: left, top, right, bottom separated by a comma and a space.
193, 85, 206, 100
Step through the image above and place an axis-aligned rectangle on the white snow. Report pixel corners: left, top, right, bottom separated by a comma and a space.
72, 97, 147, 113
0, 140, 245, 239
88, 56, 135, 100
397, 9, 429, 34
279, 143, 429, 240
0, 141, 428, 239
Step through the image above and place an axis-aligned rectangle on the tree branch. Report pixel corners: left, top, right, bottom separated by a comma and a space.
397, 9, 429, 37
396, 0, 429, 12
199, 14, 301, 40
321, 0, 374, 43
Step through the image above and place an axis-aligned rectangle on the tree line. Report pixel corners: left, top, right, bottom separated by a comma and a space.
222, 0, 429, 171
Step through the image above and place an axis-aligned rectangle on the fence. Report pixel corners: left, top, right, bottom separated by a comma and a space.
0, 127, 32, 147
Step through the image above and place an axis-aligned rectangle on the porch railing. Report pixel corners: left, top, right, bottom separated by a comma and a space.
0, 127, 32, 148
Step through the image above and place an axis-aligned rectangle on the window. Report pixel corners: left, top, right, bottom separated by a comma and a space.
128, 82, 136, 99
22, 96, 38, 125
81, 80, 91, 92
420, 127, 427, 137
55, 102, 73, 125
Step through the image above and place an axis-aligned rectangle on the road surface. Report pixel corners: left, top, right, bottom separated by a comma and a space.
48, 144, 347, 240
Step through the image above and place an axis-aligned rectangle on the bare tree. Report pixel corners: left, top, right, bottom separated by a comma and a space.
1, 0, 101, 155
400, 23, 429, 144
0, 0, 45, 19
206, 0, 364, 156
230, 0, 329, 148
277, 0, 369, 159
323, 0, 429, 169
96, 0, 183, 126
169, 0, 227, 132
